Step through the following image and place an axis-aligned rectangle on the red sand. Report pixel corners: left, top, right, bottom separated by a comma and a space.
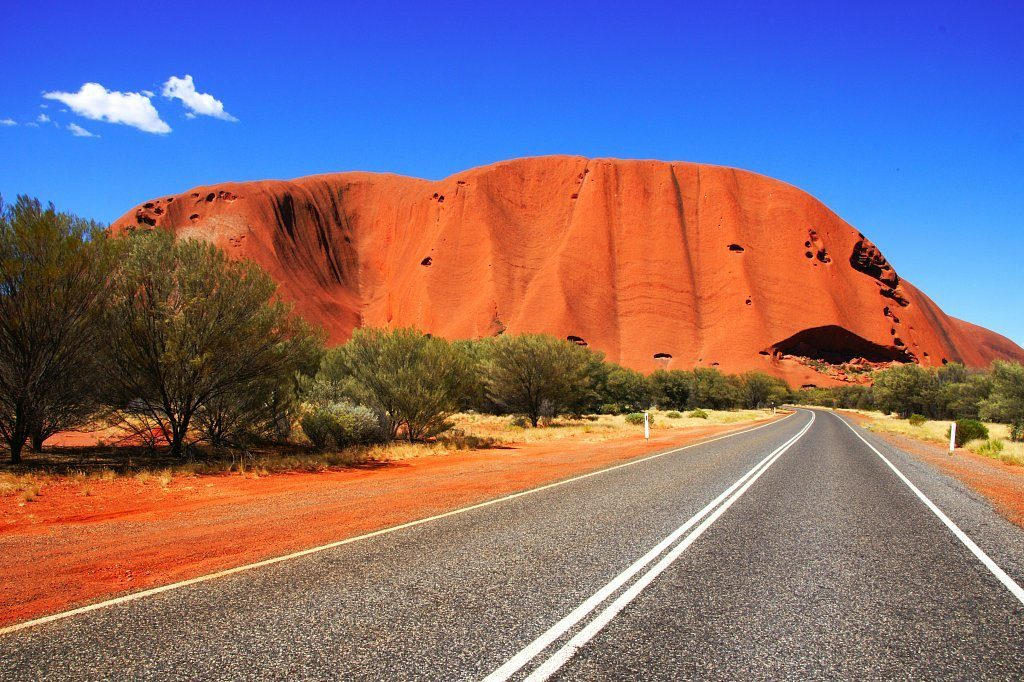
111, 156, 1023, 386
0, 419, 778, 628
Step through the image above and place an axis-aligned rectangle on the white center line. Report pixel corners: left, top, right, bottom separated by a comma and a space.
486, 410, 815, 682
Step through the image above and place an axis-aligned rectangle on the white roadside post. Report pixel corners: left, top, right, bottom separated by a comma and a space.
949, 421, 957, 455
644, 411, 650, 441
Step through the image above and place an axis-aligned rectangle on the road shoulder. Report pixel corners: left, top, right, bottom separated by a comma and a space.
0, 414, 784, 629
840, 410, 1024, 529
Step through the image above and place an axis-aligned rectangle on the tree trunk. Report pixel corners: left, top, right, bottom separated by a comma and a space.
529, 414, 539, 428
170, 424, 188, 458
10, 438, 23, 464
30, 431, 44, 452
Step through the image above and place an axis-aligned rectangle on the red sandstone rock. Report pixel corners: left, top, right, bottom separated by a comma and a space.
110, 156, 1023, 386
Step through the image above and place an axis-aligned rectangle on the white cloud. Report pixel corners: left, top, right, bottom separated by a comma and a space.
37, 113, 50, 123
68, 123, 98, 138
0, 118, 16, 127
43, 82, 171, 134
162, 75, 237, 122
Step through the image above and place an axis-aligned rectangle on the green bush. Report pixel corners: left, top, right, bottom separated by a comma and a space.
0, 196, 114, 463
624, 412, 647, 425
979, 361, 1024, 427
482, 334, 606, 427
908, 414, 927, 427
1011, 422, 1024, 443
976, 439, 1005, 457
599, 403, 622, 415
649, 370, 692, 411
508, 415, 531, 429
665, 411, 682, 419
688, 409, 709, 419
951, 419, 988, 447
600, 366, 653, 413
690, 368, 743, 410
439, 429, 496, 450
103, 229, 322, 457
319, 328, 474, 442
301, 403, 384, 451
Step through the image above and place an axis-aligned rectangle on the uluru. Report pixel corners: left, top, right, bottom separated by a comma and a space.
111, 155, 1024, 387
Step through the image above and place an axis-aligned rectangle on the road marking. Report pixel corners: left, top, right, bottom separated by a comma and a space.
0, 413, 795, 637
831, 411, 1024, 606
486, 410, 815, 682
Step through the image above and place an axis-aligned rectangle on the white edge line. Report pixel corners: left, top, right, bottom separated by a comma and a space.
484, 410, 813, 682
524, 411, 816, 681
831, 411, 1024, 605
0, 412, 795, 637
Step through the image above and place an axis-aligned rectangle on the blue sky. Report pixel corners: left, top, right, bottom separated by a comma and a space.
1, 1, 1022, 344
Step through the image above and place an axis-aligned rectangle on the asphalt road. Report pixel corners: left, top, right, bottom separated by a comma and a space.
2, 409, 1023, 680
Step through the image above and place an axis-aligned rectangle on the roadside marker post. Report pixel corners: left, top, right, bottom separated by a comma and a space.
949, 422, 956, 455
644, 411, 650, 441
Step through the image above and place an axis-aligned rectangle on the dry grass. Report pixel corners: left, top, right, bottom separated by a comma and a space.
0, 408, 775, 491
450, 409, 773, 446
845, 409, 1024, 467
0, 472, 45, 502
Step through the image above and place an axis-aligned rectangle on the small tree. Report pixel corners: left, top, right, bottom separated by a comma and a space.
195, 370, 318, 448
689, 367, 742, 410
482, 334, 602, 426
980, 361, 1024, 435
740, 371, 790, 409
600, 365, 653, 413
650, 370, 691, 411
872, 363, 935, 418
102, 230, 321, 457
0, 196, 112, 463
319, 328, 474, 442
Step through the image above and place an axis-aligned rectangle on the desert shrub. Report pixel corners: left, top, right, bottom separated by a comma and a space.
319, 328, 474, 442
873, 364, 935, 419
301, 403, 384, 451
934, 365, 990, 419
0, 196, 114, 463
739, 371, 790, 409
481, 334, 605, 427
102, 230, 321, 457
439, 429, 496, 450
908, 414, 927, 427
951, 419, 988, 447
624, 412, 647, 425
197, 369, 321, 448
649, 370, 691, 411
508, 415, 531, 429
688, 408, 709, 419
975, 439, 1005, 457
980, 361, 1024, 426
599, 403, 622, 415
1011, 422, 1024, 443
689, 367, 743, 410
600, 365, 653, 413
665, 411, 682, 419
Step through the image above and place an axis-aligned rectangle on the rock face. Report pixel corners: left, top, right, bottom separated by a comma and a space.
111, 156, 1024, 386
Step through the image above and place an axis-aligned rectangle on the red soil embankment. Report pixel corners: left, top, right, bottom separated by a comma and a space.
0, 418, 780, 628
